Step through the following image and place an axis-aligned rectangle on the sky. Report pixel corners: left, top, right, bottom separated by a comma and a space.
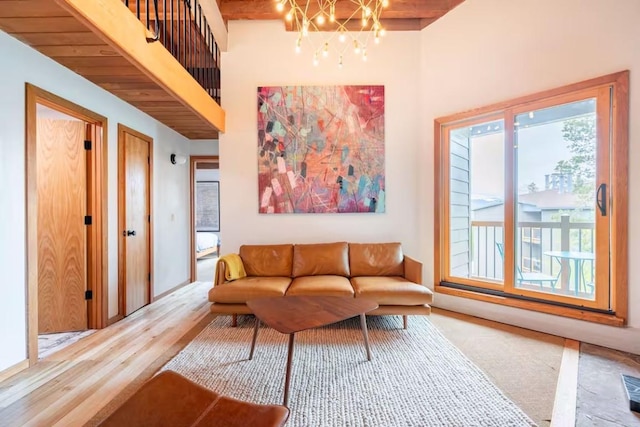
470, 120, 574, 199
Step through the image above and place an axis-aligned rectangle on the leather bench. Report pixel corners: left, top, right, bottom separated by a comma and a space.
98, 370, 290, 427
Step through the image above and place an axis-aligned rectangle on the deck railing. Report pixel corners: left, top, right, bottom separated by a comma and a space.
124, 0, 221, 104
471, 215, 595, 287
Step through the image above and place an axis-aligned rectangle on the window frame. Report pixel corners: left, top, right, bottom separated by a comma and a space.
433, 71, 629, 326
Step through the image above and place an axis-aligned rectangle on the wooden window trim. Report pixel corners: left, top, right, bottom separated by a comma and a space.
434, 71, 629, 326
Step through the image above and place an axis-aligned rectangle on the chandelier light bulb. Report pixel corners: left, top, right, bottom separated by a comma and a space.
286, 11, 293, 21
317, 14, 325, 25
339, 32, 346, 43
295, 38, 302, 53
353, 40, 360, 54
322, 42, 329, 57
362, 49, 367, 61
380, 28, 387, 37
330, 13, 335, 22
338, 55, 343, 69
313, 53, 319, 66
382, 0, 389, 6
365, 7, 372, 17
276, 2, 284, 12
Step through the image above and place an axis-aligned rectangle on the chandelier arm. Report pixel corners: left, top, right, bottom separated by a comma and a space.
279, 0, 387, 66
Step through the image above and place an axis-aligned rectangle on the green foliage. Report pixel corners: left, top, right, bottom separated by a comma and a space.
527, 182, 539, 193
558, 116, 596, 187
554, 115, 596, 206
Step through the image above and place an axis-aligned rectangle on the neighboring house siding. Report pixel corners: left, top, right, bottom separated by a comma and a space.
450, 130, 471, 277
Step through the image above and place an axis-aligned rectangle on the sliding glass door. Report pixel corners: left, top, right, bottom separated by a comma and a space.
511, 91, 610, 308
437, 75, 625, 313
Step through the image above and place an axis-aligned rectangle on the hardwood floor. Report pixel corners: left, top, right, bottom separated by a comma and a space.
0, 281, 575, 427
0, 281, 213, 427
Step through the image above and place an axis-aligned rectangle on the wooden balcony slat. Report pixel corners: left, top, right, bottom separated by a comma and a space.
0, 1, 69, 18
54, 56, 135, 68
0, 17, 89, 33
13, 32, 105, 46
38, 45, 120, 57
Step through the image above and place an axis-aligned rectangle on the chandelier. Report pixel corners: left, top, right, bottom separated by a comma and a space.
275, 0, 389, 67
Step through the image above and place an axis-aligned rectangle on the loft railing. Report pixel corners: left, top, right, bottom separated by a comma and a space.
124, 0, 221, 104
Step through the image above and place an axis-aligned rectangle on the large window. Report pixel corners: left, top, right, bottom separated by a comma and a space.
434, 71, 629, 325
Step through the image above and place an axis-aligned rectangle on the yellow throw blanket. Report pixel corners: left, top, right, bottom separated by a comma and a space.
219, 254, 247, 281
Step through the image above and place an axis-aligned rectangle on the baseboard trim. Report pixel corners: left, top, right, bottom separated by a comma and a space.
0, 359, 29, 383
154, 280, 191, 302
107, 314, 124, 326
550, 339, 580, 426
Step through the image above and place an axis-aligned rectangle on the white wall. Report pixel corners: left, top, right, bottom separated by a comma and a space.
190, 140, 219, 156
220, 20, 422, 256
196, 169, 220, 181
419, 0, 640, 353
0, 30, 194, 371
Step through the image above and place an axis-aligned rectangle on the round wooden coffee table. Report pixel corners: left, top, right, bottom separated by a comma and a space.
246, 295, 379, 406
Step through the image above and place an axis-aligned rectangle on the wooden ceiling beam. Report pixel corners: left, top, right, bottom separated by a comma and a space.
220, 0, 457, 21
284, 17, 424, 31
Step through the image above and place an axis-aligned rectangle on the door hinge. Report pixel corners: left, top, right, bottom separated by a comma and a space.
85, 290, 93, 300
84, 215, 92, 225
84, 140, 92, 150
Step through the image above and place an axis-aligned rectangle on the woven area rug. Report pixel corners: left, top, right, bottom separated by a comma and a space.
161, 315, 537, 427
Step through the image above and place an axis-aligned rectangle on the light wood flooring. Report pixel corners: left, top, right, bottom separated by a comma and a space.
0, 281, 573, 427
0, 281, 213, 427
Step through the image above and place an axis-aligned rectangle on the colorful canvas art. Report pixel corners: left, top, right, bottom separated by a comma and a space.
257, 85, 385, 214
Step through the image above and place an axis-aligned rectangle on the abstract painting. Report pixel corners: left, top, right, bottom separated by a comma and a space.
257, 85, 385, 214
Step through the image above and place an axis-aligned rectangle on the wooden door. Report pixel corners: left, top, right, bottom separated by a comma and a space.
37, 118, 88, 333
120, 128, 151, 316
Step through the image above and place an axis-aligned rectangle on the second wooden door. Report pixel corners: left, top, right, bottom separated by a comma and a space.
119, 127, 152, 316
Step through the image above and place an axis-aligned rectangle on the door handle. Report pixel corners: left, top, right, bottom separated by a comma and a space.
596, 183, 607, 216
122, 230, 137, 236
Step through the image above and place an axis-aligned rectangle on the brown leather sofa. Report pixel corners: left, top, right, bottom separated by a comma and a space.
208, 242, 433, 328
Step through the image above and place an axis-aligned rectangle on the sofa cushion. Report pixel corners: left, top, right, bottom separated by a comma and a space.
351, 276, 433, 305
209, 277, 292, 304
349, 243, 404, 277
286, 275, 354, 297
240, 244, 293, 277
292, 242, 350, 278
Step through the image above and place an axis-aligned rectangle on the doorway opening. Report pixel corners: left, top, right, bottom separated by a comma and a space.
26, 84, 108, 364
190, 156, 220, 283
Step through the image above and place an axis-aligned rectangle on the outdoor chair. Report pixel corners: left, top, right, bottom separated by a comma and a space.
496, 243, 560, 290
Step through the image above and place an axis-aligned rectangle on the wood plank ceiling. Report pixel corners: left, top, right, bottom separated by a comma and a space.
0, 0, 220, 139
219, 0, 465, 31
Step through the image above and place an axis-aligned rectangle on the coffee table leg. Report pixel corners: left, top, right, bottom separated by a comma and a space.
283, 333, 295, 406
360, 313, 372, 361
249, 318, 260, 360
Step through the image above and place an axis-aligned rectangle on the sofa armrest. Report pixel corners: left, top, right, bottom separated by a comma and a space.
403, 255, 423, 285
213, 258, 228, 287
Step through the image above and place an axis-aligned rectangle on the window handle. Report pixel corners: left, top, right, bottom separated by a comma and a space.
596, 183, 607, 216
